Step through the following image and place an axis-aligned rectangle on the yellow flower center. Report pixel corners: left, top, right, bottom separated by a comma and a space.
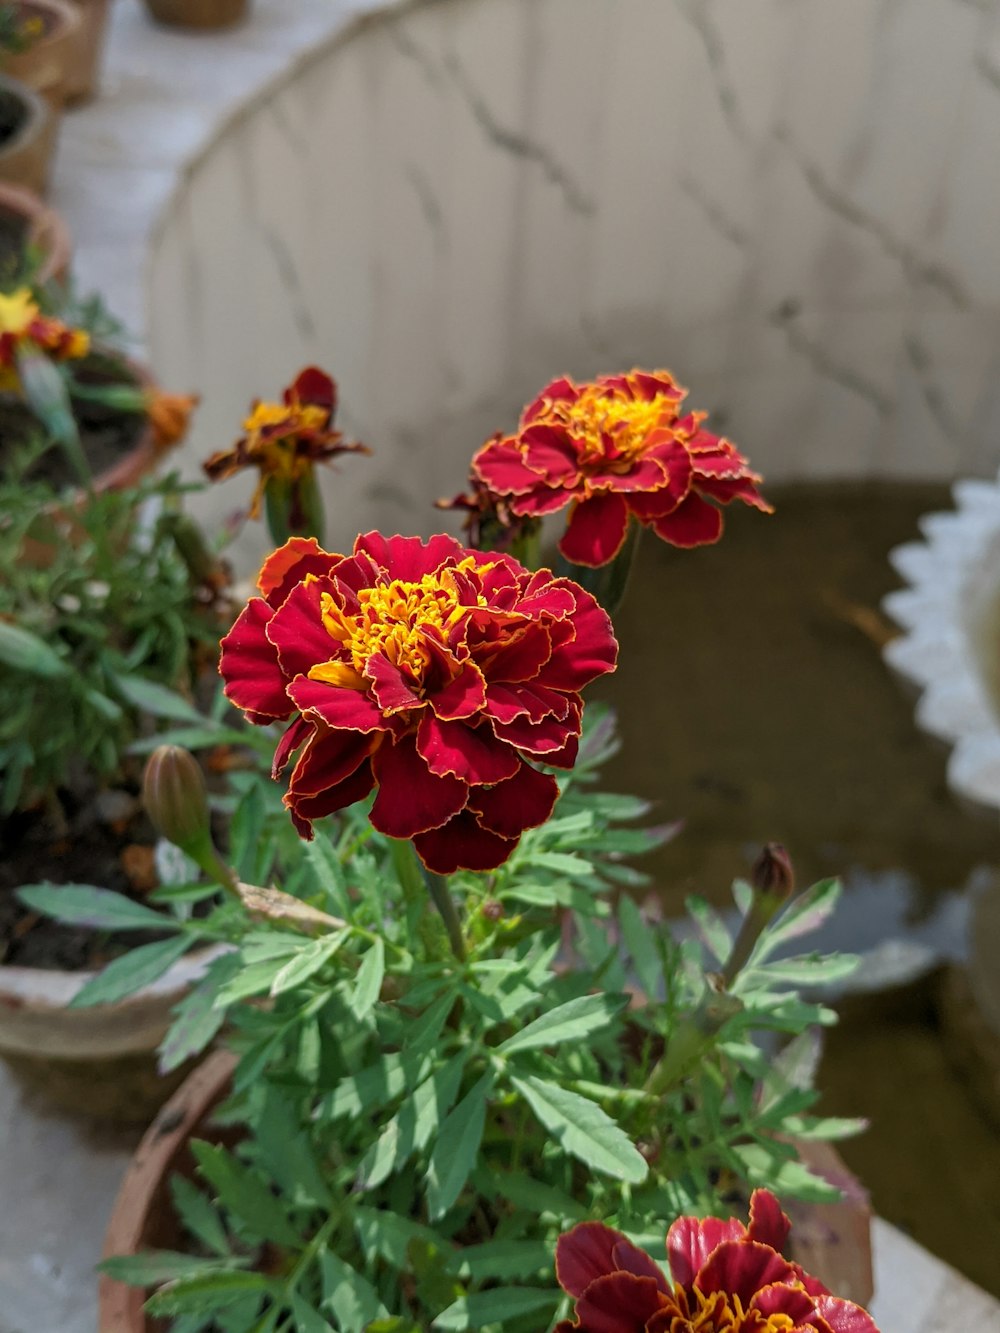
309, 558, 486, 687
545, 384, 678, 466
0, 288, 39, 337
242, 401, 329, 478
685, 1286, 796, 1332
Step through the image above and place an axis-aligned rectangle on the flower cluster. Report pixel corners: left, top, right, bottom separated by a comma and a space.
0, 287, 89, 387
465, 370, 771, 567
219, 531, 617, 873
555, 1190, 879, 1332
203, 367, 367, 528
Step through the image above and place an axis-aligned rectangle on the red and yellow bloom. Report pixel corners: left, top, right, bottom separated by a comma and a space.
219, 532, 617, 873
469, 370, 771, 567
0, 287, 89, 387
202, 367, 368, 523
554, 1190, 878, 1333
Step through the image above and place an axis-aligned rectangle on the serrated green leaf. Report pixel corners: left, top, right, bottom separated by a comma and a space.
782, 1114, 869, 1140
160, 953, 240, 1073
484, 1169, 587, 1222
325, 1051, 431, 1120
432, 1286, 558, 1329
170, 1175, 230, 1257
618, 895, 662, 999
69, 934, 193, 1009
290, 1296, 335, 1333
270, 930, 347, 996
497, 992, 627, 1056
17, 882, 181, 932
358, 1050, 468, 1190
350, 937, 385, 1019
352, 1207, 443, 1272
144, 1271, 274, 1317
256, 1088, 333, 1208
685, 894, 732, 964
743, 953, 860, 986
511, 1075, 648, 1184
191, 1140, 302, 1248
319, 1251, 388, 1331
426, 1072, 494, 1220
459, 1238, 552, 1281
98, 1250, 239, 1286
752, 879, 842, 960
731, 1142, 842, 1203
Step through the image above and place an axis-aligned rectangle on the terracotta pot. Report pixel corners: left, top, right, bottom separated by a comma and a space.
0, 178, 70, 282
0, 943, 229, 1120
0, 73, 56, 195
3, 0, 82, 109
142, 0, 248, 29
62, 0, 110, 103
99, 1054, 875, 1332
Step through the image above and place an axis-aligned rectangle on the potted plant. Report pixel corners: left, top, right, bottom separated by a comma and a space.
39, 367, 877, 1326
0, 179, 70, 284
0, 71, 54, 194
0, 0, 81, 108
142, 0, 249, 31
0, 280, 232, 1119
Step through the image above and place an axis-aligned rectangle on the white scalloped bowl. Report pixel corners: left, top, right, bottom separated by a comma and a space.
883, 477, 1000, 816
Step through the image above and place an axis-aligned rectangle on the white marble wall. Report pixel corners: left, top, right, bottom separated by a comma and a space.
145, 0, 1000, 570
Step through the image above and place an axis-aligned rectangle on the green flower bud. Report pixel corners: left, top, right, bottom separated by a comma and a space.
142, 745, 211, 856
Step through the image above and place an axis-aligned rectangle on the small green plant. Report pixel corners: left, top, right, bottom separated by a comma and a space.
0, 2, 43, 55
0, 459, 228, 812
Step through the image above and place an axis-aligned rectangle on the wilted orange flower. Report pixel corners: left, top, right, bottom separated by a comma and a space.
202, 367, 367, 520
467, 371, 771, 567
146, 389, 199, 453
0, 288, 89, 387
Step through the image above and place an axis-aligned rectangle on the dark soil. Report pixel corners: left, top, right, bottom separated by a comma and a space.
0, 88, 27, 149
0, 782, 171, 970
0, 350, 148, 487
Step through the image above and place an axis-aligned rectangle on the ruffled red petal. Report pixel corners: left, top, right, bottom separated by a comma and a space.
467, 762, 558, 838
257, 537, 340, 607
417, 715, 520, 784
556, 1222, 632, 1299
369, 734, 467, 838
665, 1215, 746, 1288
574, 1273, 668, 1333
558, 493, 630, 568
746, 1190, 791, 1252
651, 492, 724, 548
288, 728, 377, 798
694, 1240, 797, 1306
267, 577, 341, 682
412, 809, 518, 874
287, 677, 390, 733
287, 366, 336, 415
812, 1296, 881, 1333
272, 716, 311, 777
542, 585, 618, 690
428, 659, 487, 721
355, 530, 465, 581
219, 598, 291, 720
287, 761, 376, 838
365, 654, 422, 713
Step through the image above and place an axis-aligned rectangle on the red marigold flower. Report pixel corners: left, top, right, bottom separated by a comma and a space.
472, 370, 772, 567
202, 367, 368, 520
554, 1190, 879, 1333
219, 531, 617, 874
0, 287, 89, 385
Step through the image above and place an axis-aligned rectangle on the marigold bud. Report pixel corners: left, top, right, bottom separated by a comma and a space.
750, 842, 795, 901
142, 745, 211, 855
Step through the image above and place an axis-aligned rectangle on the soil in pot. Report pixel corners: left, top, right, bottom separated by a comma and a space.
0, 74, 54, 194
0, 348, 149, 487
0, 84, 28, 148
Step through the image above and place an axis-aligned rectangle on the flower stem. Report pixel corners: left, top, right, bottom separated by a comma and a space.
423, 868, 467, 963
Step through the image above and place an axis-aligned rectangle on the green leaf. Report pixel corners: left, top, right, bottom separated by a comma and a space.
144, 1271, 274, 1317
525, 850, 595, 878
170, 1175, 230, 1257
426, 1072, 494, 1220
69, 934, 193, 1008
753, 879, 842, 960
112, 673, 205, 723
685, 895, 732, 964
484, 1169, 587, 1222
270, 931, 348, 996
160, 953, 241, 1074
256, 1088, 333, 1208
497, 992, 627, 1056
0, 621, 70, 679
731, 1142, 842, 1202
319, 1251, 388, 1331
352, 1207, 442, 1272
433, 1287, 558, 1329
782, 1114, 869, 1140
290, 1296, 335, 1333
511, 1075, 648, 1184
460, 1238, 552, 1281
191, 1140, 303, 1248
17, 882, 180, 932
350, 937, 385, 1019
745, 953, 860, 986
618, 895, 662, 999
98, 1250, 239, 1286
358, 1051, 468, 1189
128, 724, 246, 756
325, 1051, 431, 1120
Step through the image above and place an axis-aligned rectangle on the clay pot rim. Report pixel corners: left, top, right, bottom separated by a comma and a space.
0, 73, 48, 158
6, 0, 82, 44
0, 179, 71, 283
0, 940, 231, 1009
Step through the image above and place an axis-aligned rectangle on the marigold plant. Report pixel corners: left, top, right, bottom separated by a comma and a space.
219, 531, 617, 873
466, 370, 771, 567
